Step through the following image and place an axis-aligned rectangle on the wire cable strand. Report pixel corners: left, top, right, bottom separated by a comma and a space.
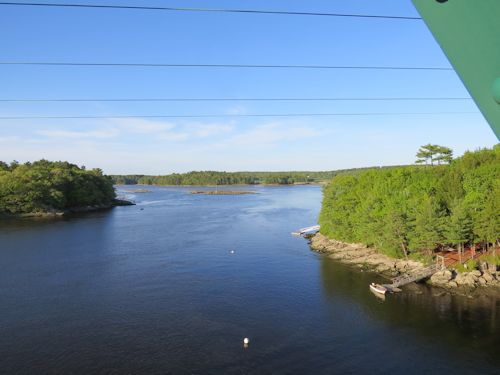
0, 61, 453, 71
0, 97, 471, 103
0, 2, 422, 20
0, 112, 478, 120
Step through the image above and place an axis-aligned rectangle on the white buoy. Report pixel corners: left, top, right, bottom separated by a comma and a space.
230, 250, 235, 254
243, 337, 249, 347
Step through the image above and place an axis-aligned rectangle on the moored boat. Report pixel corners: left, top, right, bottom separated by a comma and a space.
369, 283, 387, 295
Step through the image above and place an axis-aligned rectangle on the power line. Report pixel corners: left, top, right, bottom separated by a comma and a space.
0, 112, 478, 120
0, 97, 472, 103
0, 2, 422, 20
0, 61, 453, 71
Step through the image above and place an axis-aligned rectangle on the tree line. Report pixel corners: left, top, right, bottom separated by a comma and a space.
319, 145, 499, 259
0, 160, 116, 215
111, 167, 401, 186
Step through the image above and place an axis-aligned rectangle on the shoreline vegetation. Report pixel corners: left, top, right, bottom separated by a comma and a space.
0, 160, 134, 219
0, 199, 135, 219
316, 144, 499, 293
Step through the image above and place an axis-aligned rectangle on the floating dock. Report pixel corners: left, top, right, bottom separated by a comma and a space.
292, 225, 320, 237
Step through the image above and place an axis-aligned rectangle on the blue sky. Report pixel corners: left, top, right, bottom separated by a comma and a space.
0, 0, 497, 174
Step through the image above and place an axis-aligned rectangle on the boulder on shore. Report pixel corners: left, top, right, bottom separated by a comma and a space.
309, 234, 500, 294
430, 270, 453, 285
454, 273, 476, 287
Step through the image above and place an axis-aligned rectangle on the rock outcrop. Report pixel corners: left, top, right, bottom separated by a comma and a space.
310, 233, 424, 278
429, 268, 500, 289
310, 233, 500, 291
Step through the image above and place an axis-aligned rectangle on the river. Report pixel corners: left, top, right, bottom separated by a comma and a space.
0, 185, 498, 374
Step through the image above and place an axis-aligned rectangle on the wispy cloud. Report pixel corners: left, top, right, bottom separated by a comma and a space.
158, 132, 190, 141
226, 105, 247, 115
108, 118, 233, 141
37, 129, 119, 139
0, 136, 20, 143
113, 118, 176, 134
188, 122, 234, 138
225, 123, 321, 147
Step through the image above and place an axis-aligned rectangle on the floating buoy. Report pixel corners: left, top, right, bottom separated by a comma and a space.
243, 337, 249, 347
230, 250, 235, 254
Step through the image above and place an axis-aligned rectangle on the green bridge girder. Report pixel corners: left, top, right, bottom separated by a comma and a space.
412, 0, 500, 139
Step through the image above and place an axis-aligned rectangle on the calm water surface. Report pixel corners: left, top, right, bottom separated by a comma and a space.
0, 185, 499, 374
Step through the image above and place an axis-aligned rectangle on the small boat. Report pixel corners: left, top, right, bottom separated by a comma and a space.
369, 283, 387, 295
370, 288, 386, 301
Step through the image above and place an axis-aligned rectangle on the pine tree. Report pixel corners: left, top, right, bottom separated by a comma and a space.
409, 195, 444, 257
444, 200, 473, 261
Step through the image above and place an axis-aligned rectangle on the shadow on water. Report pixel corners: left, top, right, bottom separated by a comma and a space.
319, 255, 500, 366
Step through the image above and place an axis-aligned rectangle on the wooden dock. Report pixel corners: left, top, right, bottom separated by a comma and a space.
388, 264, 442, 288
378, 248, 490, 292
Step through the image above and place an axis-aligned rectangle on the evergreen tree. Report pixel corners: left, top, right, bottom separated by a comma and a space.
408, 195, 444, 257
444, 200, 473, 261
416, 144, 434, 164
434, 145, 453, 164
415, 144, 453, 165
473, 196, 499, 251
319, 145, 498, 259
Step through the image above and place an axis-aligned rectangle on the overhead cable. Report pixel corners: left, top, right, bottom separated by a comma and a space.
0, 2, 422, 20
0, 112, 478, 120
0, 97, 471, 103
0, 61, 453, 71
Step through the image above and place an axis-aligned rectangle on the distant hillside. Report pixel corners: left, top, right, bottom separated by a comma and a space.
111, 167, 403, 186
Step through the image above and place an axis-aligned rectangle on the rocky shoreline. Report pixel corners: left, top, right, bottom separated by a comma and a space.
123, 189, 151, 193
429, 266, 500, 289
310, 233, 500, 293
0, 199, 135, 219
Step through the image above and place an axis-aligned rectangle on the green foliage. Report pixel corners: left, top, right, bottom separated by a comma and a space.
454, 263, 468, 273
415, 144, 453, 165
112, 175, 145, 185
320, 145, 499, 259
455, 259, 479, 273
482, 255, 500, 266
408, 195, 445, 255
444, 199, 473, 252
0, 160, 116, 215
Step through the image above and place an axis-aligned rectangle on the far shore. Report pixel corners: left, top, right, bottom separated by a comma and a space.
115, 182, 325, 187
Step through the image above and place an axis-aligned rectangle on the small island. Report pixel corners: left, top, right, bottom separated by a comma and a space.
123, 188, 152, 193
190, 190, 257, 195
0, 160, 134, 218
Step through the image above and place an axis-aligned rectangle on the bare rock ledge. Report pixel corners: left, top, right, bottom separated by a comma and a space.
310, 233, 500, 291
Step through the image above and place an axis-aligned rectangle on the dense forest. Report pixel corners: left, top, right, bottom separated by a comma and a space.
112, 167, 401, 186
0, 160, 116, 215
319, 145, 499, 260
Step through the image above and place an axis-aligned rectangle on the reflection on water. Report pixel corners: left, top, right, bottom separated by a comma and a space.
0, 185, 498, 374
320, 256, 500, 367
